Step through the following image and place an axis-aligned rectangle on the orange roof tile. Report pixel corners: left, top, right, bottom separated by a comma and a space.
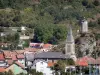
7, 60, 13, 65
76, 56, 96, 66
15, 61, 24, 69
3, 51, 11, 58
12, 54, 17, 61
17, 54, 24, 59
76, 58, 88, 66
0, 68, 5, 72
15, 50, 25, 54
48, 62, 55, 67
43, 44, 52, 48
0, 53, 5, 60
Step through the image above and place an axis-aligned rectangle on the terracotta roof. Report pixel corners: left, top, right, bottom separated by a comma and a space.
76, 56, 96, 66
48, 62, 55, 67
15, 61, 25, 69
15, 50, 25, 54
0, 53, 5, 60
0, 68, 5, 72
43, 44, 52, 48
24, 48, 38, 52
3, 51, 18, 61
3, 51, 17, 58
17, 54, 24, 59
96, 57, 100, 64
76, 58, 88, 66
3, 51, 11, 58
7, 60, 13, 65
12, 54, 17, 61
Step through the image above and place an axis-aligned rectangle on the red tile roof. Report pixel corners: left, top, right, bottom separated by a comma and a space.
15, 50, 25, 54
15, 61, 25, 69
7, 60, 13, 65
3, 51, 17, 58
0, 68, 5, 72
43, 44, 52, 48
0, 53, 5, 61
48, 62, 55, 67
3, 51, 18, 60
76, 56, 96, 66
96, 57, 100, 64
17, 54, 24, 59
12, 54, 17, 61
76, 58, 88, 66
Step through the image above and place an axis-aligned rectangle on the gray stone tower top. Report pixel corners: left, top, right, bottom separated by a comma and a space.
80, 18, 88, 33
67, 25, 74, 42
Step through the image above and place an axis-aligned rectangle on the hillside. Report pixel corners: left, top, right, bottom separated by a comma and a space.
0, 0, 100, 44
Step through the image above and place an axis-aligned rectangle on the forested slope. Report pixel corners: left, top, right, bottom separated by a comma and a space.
0, 0, 100, 44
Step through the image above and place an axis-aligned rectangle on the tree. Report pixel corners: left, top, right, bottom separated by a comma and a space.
29, 69, 36, 75
0, 27, 4, 32
7, 70, 14, 75
93, 0, 100, 6
28, 69, 43, 75
88, 21, 98, 27
53, 25, 67, 43
98, 18, 100, 25
52, 59, 75, 74
82, 0, 88, 6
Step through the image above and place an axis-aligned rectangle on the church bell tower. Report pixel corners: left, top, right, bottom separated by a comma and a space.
65, 25, 76, 61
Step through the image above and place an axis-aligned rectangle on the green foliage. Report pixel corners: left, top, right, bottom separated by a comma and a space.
88, 21, 98, 27
98, 18, 100, 24
93, 0, 100, 6
0, 69, 43, 75
52, 59, 75, 73
29, 69, 43, 75
0, 0, 100, 43
0, 9, 21, 27
95, 33, 100, 40
0, 0, 33, 9
34, 24, 67, 44
0, 27, 4, 32
82, 0, 88, 6
23, 40, 29, 47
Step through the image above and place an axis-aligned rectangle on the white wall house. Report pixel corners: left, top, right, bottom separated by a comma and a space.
35, 61, 53, 75
0, 61, 8, 67
0, 52, 8, 68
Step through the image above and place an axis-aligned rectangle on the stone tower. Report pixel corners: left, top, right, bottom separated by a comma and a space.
80, 19, 88, 33
65, 25, 76, 61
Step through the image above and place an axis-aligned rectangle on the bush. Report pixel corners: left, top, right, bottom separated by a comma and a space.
82, 0, 88, 6
98, 18, 100, 24
93, 0, 100, 6
88, 21, 98, 27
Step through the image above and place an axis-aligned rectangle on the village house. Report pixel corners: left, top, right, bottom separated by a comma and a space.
34, 52, 66, 63
0, 50, 8, 68
3, 51, 17, 62
29, 43, 44, 48
29, 43, 53, 52
32, 60, 53, 75
41, 44, 53, 52
6, 61, 27, 75
17, 54, 25, 65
